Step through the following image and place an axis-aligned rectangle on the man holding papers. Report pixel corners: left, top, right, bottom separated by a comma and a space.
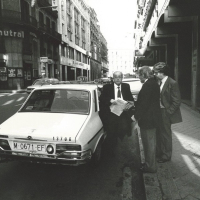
99, 71, 135, 150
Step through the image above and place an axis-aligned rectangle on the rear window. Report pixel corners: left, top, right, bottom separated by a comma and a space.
20, 89, 90, 114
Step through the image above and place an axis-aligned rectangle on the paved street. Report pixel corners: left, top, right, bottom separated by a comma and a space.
142, 104, 200, 200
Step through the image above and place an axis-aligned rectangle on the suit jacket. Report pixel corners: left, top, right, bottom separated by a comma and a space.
99, 83, 134, 125
134, 78, 161, 129
161, 77, 182, 124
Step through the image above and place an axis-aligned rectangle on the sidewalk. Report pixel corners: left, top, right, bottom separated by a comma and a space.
139, 104, 200, 200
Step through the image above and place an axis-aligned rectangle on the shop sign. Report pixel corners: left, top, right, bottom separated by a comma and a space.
0, 30, 24, 38
8, 69, 16, 77
17, 69, 23, 77
0, 67, 7, 81
67, 59, 73, 66
40, 57, 48, 63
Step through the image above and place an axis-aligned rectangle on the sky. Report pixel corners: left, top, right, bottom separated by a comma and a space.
88, 0, 137, 48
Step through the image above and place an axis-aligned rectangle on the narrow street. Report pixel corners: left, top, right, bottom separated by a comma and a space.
0, 93, 145, 200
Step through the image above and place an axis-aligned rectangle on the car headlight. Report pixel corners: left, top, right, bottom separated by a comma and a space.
0, 139, 11, 150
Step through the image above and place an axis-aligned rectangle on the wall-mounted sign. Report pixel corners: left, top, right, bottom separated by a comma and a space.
0, 30, 24, 38
17, 69, 23, 77
52, 0, 58, 11
8, 69, 16, 77
40, 57, 48, 63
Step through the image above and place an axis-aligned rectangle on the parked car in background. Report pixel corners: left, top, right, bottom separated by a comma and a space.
0, 84, 106, 166
122, 78, 143, 101
26, 78, 59, 94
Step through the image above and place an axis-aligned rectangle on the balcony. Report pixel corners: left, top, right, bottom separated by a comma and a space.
1, 10, 37, 29
47, 49, 52, 59
39, 22, 61, 42
40, 48, 47, 57
23, 42, 32, 55
38, 0, 58, 18
38, 0, 51, 7
53, 54, 59, 61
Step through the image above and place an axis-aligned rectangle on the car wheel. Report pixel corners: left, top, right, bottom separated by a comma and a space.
90, 141, 102, 167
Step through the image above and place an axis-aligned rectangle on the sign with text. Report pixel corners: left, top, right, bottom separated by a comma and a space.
52, 0, 58, 11
40, 57, 48, 63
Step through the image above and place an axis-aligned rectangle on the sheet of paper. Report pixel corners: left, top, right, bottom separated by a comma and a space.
110, 98, 127, 116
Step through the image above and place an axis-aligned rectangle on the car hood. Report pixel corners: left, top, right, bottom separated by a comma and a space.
0, 113, 88, 143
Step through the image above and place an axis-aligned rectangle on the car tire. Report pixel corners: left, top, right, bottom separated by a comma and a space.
90, 141, 103, 168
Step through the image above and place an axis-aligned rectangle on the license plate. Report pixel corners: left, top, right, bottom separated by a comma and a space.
13, 142, 47, 153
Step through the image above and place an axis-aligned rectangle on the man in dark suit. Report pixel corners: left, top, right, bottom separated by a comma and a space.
134, 66, 161, 173
153, 62, 182, 163
99, 71, 135, 148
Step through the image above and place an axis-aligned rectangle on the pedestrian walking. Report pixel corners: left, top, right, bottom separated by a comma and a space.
134, 66, 161, 173
153, 62, 182, 163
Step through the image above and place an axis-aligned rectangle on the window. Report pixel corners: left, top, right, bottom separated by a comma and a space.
76, 50, 81, 62
21, 89, 89, 114
74, 9, 79, 45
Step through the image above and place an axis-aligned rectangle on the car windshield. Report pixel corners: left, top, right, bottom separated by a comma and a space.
20, 89, 90, 114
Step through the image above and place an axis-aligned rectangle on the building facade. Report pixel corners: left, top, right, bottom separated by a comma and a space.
0, 0, 108, 89
58, 0, 91, 81
108, 33, 134, 77
134, 0, 200, 111
99, 31, 108, 77
0, 0, 61, 90
89, 7, 101, 81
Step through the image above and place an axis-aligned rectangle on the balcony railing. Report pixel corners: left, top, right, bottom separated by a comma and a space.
38, 0, 51, 7
1, 9, 61, 41
1, 10, 37, 28
23, 42, 32, 55
39, 23, 61, 41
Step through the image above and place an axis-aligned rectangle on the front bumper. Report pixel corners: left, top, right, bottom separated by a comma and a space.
0, 149, 92, 166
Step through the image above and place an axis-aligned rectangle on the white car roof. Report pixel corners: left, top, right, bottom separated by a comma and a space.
123, 78, 140, 82
34, 84, 98, 92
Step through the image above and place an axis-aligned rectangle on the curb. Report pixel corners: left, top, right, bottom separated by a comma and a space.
137, 127, 163, 200
121, 167, 132, 200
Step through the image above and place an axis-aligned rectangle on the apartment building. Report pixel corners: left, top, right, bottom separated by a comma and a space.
134, 0, 200, 110
58, 0, 91, 81
0, 0, 61, 90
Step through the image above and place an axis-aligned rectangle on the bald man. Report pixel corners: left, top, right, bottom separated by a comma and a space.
99, 71, 135, 150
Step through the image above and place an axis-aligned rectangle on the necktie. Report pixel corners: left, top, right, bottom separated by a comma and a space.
117, 86, 121, 98
159, 81, 162, 87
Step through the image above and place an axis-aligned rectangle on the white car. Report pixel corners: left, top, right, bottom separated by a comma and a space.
122, 78, 143, 101
26, 78, 59, 94
0, 84, 106, 166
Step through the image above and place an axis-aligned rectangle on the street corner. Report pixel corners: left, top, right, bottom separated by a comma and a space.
121, 167, 132, 200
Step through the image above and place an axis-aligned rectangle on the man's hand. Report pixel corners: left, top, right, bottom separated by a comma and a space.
123, 101, 134, 111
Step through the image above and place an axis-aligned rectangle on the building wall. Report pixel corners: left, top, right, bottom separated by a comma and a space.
58, 0, 90, 81
0, 0, 61, 89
